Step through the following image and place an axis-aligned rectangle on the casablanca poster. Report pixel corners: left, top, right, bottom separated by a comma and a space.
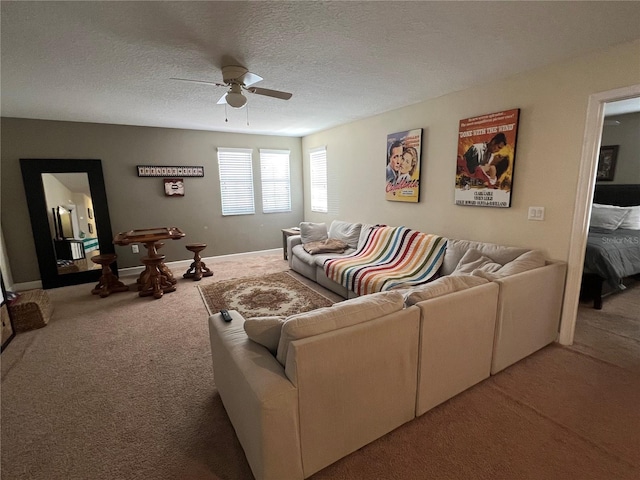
385, 128, 422, 203
455, 109, 520, 207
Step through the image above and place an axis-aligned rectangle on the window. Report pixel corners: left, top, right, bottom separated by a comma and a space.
309, 147, 327, 213
217, 148, 255, 216
259, 149, 291, 213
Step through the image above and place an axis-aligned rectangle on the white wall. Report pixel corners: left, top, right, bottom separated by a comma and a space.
600, 112, 640, 184
301, 40, 640, 262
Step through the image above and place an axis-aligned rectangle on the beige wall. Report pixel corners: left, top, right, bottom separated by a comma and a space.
600, 112, 640, 184
301, 40, 640, 262
1, 121, 303, 283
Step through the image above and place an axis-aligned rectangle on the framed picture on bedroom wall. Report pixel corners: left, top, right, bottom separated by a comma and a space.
596, 145, 618, 181
454, 108, 520, 207
385, 128, 422, 203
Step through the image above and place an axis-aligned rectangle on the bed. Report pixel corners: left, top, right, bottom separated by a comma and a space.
581, 184, 640, 309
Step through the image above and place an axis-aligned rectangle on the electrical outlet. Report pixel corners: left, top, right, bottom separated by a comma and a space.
527, 206, 545, 221
131, 244, 139, 254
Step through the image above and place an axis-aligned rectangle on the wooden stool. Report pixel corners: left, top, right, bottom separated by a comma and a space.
91, 254, 129, 298
136, 242, 177, 290
183, 243, 213, 281
139, 255, 176, 299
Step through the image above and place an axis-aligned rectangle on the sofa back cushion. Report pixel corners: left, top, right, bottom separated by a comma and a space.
404, 275, 489, 306
441, 239, 529, 276
276, 291, 404, 366
470, 249, 546, 280
328, 220, 362, 249
300, 222, 328, 244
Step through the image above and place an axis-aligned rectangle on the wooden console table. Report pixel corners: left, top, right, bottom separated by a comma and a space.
113, 227, 185, 297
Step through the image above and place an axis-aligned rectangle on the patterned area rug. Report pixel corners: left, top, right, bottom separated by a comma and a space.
198, 271, 334, 318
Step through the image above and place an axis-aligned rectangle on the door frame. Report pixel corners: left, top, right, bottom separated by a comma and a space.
558, 84, 640, 345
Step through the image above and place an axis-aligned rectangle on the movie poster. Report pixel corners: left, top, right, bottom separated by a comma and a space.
385, 128, 422, 203
455, 109, 520, 207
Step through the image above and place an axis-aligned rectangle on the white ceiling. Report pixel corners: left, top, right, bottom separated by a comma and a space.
2, 1, 640, 137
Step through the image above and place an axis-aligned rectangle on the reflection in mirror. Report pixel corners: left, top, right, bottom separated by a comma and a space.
41, 173, 102, 275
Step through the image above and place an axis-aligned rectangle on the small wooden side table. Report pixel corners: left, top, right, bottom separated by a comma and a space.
281, 228, 300, 260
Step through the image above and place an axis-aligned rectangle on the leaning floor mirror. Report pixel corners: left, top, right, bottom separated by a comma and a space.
20, 159, 117, 289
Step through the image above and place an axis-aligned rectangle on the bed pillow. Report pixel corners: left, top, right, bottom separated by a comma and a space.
620, 205, 640, 230
243, 316, 286, 355
299, 222, 328, 244
590, 204, 630, 231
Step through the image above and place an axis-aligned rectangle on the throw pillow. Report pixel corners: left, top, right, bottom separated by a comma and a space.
471, 249, 546, 280
328, 220, 362, 249
441, 239, 529, 276
300, 222, 328, 244
276, 291, 404, 366
404, 275, 489, 306
590, 204, 629, 231
243, 316, 286, 355
303, 238, 348, 255
451, 249, 502, 275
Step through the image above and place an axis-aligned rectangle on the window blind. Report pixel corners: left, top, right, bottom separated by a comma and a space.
309, 147, 327, 213
217, 148, 255, 216
259, 149, 291, 213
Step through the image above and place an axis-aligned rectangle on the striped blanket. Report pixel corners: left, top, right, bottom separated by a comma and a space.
324, 225, 448, 296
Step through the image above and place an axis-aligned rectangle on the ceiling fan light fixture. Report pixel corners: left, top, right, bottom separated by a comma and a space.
225, 92, 247, 109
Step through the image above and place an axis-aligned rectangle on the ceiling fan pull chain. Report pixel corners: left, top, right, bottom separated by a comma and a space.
246, 106, 250, 126
225, 103, 228, 123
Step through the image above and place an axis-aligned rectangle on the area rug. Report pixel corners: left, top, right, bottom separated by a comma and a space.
198, 271, 334, 318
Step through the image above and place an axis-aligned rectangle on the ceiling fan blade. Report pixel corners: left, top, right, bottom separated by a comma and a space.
239, 71, 263, 87
216, 93, 228, 105
247, 87, 292, 100
170, 77, 225, 87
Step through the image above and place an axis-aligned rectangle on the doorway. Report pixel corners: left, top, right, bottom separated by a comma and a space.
559, 84, 640, 345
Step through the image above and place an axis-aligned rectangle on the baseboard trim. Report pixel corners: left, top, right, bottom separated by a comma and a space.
14, 248, 282, 288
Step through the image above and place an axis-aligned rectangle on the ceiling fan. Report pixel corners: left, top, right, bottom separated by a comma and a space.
171, 65, 292, 109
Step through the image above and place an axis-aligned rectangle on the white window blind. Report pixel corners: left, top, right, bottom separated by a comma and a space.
260, 149, 291, 213
309, 147, 327, 213
217, 148, 255, 216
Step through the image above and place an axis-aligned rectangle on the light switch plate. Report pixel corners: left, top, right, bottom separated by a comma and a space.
528, 206, 545, 221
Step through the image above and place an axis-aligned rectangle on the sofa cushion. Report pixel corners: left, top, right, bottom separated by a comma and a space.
243, 316, 286, 355
300, 222, 328, 244
471, 249, 546, 280
276, 291, 404, 366
441, 239, 529, 276
404, 275, 489, 306
303, 238, 348, 255
451, 249, 503, 275
328, 220, 362, 249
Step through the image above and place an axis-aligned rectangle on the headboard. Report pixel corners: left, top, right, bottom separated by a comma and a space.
593, 184, 640, 207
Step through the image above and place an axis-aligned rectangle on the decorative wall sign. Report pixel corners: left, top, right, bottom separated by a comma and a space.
385, 128, 422, 203
596, 145, 618, 181
455, 108, 520, 208
164, 178, 185, 196
137, 165, 204, 177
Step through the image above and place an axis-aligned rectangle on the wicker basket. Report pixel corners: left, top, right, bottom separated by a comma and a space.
9, 289, 53, 333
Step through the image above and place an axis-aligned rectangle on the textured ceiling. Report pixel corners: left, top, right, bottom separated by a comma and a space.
2, 1, 640, 137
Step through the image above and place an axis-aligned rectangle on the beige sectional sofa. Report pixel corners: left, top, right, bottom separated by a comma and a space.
208, 221, 567, 479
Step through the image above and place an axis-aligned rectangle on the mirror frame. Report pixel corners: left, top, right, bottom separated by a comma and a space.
20, 159, 117, 289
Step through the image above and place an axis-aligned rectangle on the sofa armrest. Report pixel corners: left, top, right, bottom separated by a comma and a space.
287, 234, 302, 268
285, 307, 420, 477
414, 282, 498, 416
491, 261, 567, 374
208, 311, 303, 480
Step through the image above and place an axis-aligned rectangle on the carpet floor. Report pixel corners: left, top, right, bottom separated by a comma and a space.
1, 251, 639, 479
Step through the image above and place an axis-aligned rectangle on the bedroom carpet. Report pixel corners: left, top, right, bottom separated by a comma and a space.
2, 251, 639, 479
